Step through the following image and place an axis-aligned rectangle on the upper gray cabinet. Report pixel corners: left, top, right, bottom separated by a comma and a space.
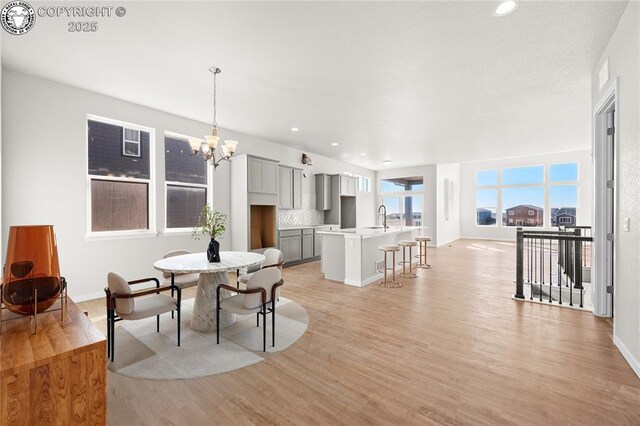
315, 173, 332, 210
293, 169, 302, 209
279, 166, 303, 210
339, 175, 357, 196
249, 157, 278, 194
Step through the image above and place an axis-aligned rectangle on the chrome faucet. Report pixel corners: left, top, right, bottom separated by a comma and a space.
378, 204, 388, 229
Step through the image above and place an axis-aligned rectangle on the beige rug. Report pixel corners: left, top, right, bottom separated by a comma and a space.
108, 297, 308, 380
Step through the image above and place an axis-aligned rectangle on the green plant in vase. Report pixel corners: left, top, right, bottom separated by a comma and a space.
192, 204, 227, 263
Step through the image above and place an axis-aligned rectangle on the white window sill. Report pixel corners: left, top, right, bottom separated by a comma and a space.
85, 230, 158, 242
163, 228, 194, 237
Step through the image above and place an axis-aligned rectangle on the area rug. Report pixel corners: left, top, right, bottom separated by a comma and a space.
108, 297, 308, 380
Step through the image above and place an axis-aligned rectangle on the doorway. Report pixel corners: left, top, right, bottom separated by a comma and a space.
593, 80, 617, 319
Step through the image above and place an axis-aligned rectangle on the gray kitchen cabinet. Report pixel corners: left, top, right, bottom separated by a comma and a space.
315, 174, 332, 210
302, 235, 314, 259
279, 166, 303, 210
249, 157, 279, 194
279, 166, 293, 209
293, 169, 303, 209
340, 175, 356, 196
314, 232, 322, 257
279, 229, 302, 263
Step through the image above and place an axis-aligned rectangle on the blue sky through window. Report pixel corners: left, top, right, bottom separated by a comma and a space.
476, 170, 497, 187
476, 189, 497, 207
550, 163, 578, 182
502, 166, 544, 185
550, 185, 578, 207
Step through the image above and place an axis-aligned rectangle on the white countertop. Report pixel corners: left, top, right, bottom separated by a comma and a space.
278, 224, 339, 231
316, 226, 428, 239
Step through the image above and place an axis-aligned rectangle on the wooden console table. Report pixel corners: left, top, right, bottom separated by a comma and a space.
0, 298, 107, 425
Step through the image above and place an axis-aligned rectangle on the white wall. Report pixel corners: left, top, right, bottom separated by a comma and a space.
592, 2, 640, 377
376, 165, 438, 245
459, 150, 593, 241
436, 163, 461, 246
1, 70, 376, 300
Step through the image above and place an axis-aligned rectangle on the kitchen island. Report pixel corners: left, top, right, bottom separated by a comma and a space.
316, 226, 427, 287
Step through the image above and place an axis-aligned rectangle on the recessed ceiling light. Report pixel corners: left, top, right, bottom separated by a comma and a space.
383, 160, 392, 166
360, 153, 367, 156
331, 142, 339, 146
494, 1, 518, 17
290, 127, 299, 132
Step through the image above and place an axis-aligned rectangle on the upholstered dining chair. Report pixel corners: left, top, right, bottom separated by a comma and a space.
162, 250, 199, 290
162, 250, 199, 318
105, 272, 181, 362
217, 268, 284, 352
236, 248, 284, 288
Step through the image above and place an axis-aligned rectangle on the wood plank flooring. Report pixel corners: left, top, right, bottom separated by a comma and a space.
79, 239, 640, 425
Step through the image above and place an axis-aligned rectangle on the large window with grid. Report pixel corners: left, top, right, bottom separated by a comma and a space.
164, 133, 208, 229
87, 116, 154, 235
474, 162, 579, 228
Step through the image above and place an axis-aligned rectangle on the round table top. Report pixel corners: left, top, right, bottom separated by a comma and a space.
153, 251, 265, 274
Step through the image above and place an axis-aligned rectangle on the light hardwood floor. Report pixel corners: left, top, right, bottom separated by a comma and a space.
79, 239, 640, 425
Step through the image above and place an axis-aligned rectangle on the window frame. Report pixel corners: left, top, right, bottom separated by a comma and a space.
499, 164, 545, 229
549, 162, 580, 228
475, 168, 499, 227
86, 114, 156, 240
473, 162, 580, 230
122, 127, 141, 157
378, 175, 425, 227
163, 131, 212, 235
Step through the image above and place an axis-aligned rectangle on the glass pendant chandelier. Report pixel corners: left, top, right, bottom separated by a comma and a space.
189, 66, 239, 168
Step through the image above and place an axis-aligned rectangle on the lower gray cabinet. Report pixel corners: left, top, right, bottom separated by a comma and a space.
279, 235, 302, 263
302, 235, 314, 259
314, 233, 322, 257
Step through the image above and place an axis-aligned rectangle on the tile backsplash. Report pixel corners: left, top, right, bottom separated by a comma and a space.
278, 194, 324, 226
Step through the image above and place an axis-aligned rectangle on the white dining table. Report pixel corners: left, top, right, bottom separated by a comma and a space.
153, 251, 265, 332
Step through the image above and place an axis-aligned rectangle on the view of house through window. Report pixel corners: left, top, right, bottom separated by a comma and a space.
87, 117, 152, 233
475, 163, 579, 228
165, 134, 208, 229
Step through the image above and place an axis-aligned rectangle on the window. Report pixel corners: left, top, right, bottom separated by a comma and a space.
475, 170, 497, 226
550, 163, 578, 227
502, 166, 544, 227
87, 116, 154, 234
165, 133, 208, 229
380, 195, 423, 226
123, 128, 141, 157
473, 162, 580, 229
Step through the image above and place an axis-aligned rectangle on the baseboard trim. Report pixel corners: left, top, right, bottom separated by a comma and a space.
459, 236, 515, 242
436, 237, 460, 247
613, 335, 640, 379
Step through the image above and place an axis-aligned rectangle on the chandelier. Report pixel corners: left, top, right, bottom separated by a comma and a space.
188, 66, 238, 168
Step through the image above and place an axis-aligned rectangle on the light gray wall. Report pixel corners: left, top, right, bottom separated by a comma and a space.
591, 2, 640, 377
1, 70, 375, 300
459, 150, 593, 241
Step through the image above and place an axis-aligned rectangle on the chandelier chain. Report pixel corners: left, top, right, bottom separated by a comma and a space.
212, 71, 217, 128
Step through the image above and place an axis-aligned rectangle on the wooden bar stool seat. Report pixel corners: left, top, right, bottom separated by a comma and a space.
415, 236, 432, 269
378, 245, 401, 288
398, 240, 418, 278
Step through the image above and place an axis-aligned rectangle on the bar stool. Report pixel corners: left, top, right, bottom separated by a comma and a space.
378, 245, 401, 288
415, 236, 432, 269
398, 240, 418, 278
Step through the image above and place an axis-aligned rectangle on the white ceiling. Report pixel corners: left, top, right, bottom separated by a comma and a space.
1, 1, 627, 170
